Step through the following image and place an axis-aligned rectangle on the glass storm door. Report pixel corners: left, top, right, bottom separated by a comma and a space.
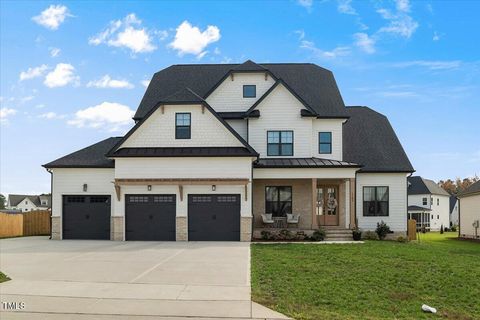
316, 186, 339, 226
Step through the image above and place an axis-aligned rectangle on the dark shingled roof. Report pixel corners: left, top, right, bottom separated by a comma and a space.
449, 195, 457, 213
458, 180, 480, 198
343, 107, 414, 173
407, 176, 450, 196
134, 62, 348, 120
111, 147, 256, 157
254, 158, 360, 168
408, 205, 432, 212
43, 137, 122, 168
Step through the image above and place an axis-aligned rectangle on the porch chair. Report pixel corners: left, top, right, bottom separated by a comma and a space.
287, 213, 300, 227
261, 213, 275, 228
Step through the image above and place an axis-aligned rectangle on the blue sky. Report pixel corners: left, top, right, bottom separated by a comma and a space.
1, 0, 479, 195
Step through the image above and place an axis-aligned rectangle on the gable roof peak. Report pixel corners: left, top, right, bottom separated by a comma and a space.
232, 60, 267, 72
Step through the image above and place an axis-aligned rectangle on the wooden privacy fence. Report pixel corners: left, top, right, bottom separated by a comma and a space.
407, 219, 417, 241
0, 210, 51, 238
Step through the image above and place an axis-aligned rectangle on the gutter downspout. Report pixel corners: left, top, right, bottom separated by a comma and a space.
46, 168, 53, 240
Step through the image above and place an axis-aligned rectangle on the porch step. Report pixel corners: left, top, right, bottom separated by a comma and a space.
324, 229, 353, 241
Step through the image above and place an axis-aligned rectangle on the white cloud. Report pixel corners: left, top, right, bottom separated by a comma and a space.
213, 47, 221, 55
377, 1, 418, 39
169, 21, 220, 58
50, 47, 61, 57
20, 96, 35, 103
0, 108, 16, 124
39, 112, 65, 119
392, 60, 462, 70
337, 0, 357, 15
44, 63, 79, 88
87, 75, 134, 89
294, 30, 305, 40
89, 13, 157, 54
68, 102, 134, 132
19, 65, 48, 81
141, 80, 150, 88
300, 40, 350, 59
32, 5, 71, 30
354, 33, 376, 54
395, 0, 411, 13
297, 0, 313, 10
433, 31, 440, 41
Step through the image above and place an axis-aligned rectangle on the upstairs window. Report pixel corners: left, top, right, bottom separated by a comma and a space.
422, 197, 427, 205
175, 113, 191, 139
243, 85, 256, 98
267, 131, 293, 156
363, 186, 389, 216
319, 132, 332, 154
437, 198, 439, 205
430, 197, 433, 205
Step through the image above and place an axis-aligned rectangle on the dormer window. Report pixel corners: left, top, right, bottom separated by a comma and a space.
175, 113, 191, 139
243, 85, 256, 98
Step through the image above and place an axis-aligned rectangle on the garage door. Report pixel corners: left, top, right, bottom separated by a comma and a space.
63, 195, 111, 240
125, 194, 176, 241
188, 194, 240, 241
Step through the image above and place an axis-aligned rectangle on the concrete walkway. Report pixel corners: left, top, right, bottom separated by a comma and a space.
0, 237, 289, 320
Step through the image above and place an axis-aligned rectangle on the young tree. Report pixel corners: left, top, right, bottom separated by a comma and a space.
0, 194, 6, 209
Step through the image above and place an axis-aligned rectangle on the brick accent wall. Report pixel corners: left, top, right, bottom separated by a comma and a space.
51, 216, 61, 240
176, 216, 187, 241
240, 216, 252, 241
110, 216, 124, 241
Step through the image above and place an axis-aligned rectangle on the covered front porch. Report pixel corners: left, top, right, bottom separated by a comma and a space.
251, 158, 359, 239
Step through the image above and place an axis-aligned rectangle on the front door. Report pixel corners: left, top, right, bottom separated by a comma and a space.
316, 186, 339, 226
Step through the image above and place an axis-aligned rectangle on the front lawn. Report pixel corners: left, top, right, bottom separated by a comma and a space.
0, 271, 10, 283
251, 232, 479, 320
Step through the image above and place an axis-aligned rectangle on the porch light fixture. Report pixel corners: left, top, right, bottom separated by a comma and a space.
212, 185, 216, 191
148, 185, 152, 191
83, 184, 87, 192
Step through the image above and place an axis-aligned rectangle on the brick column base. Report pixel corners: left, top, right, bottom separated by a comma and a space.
240, 216, 252, 242
51, 216, 61, 240
176, 216, 187, 241
111, 216, 124, 241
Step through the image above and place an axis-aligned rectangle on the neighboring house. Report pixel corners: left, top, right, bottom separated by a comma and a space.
457, 181, 480, 239
407, 176, 450, 231
43, 60, 414, 241
449, 195, 459, 227
7, 194, 51, 212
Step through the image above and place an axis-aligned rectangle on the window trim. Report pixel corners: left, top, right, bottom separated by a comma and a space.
175, 112, 191, 139
265, 186, 292, 217
243, 85, 256, 98
267, 130, 294, 156
362, 186, 389, 217
422, 197, 427, 206
319, 132, 332, 154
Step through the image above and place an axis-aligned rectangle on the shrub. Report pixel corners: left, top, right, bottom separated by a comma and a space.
451, 225, 457, 232
277, 229, 294, 241
376, 221, 391, 240
396, 236, 408, 243
352, 229, 362, 241
295, 231, 307, 241
260, 230, 273, 241
444, 227, 450, 232
440, 225, 444, 234
363, 231, 379, 240
311, 229, 326, 241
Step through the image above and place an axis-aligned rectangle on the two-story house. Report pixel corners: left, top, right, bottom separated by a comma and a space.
7, 194, 51, 212
407, 176, 450, 231
457, 180, 480, 239
43, 61, 414, 241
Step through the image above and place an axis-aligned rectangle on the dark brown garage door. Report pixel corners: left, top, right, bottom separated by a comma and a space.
63, 195, 111, 240
125, 194, 176, 241
188, 194, 240, 241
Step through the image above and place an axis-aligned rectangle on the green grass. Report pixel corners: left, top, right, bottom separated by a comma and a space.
251, 232, 480, 320
0, 271, 10, 283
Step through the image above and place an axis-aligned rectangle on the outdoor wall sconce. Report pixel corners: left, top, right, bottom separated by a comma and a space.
148, 185, 152, 191
212, 185, 216, 191
83, 184, 87, 192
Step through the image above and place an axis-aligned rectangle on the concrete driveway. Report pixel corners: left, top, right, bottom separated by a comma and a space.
0, 237, 288, 320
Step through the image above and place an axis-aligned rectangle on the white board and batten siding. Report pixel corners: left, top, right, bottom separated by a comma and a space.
120, 104, 243, 149
206, 73, 275, 112
248, 83, 313, 158
51, 168, 115, 218
356, 173, 408, 232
